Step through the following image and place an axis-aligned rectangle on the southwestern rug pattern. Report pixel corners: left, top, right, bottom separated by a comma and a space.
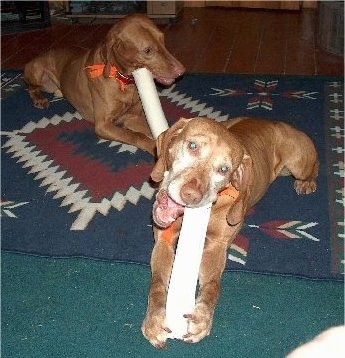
1, 71, 343, 280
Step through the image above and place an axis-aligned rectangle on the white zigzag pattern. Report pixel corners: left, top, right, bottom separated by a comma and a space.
1, 111, 155, 230
159, 85, 229, 122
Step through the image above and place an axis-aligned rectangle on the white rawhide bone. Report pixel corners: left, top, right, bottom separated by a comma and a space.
132, 68, 169, 138
133, 68, 212, 340
164, 204, 212, 339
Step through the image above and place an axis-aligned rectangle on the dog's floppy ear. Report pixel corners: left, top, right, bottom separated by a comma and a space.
150, 131, 168, 183
100, 40, 113, 78
100, 38, 122, 78
226, 154, 253, 226
100, 20, 129, 77
150, 117, 191, 183
101, 21, 139, 78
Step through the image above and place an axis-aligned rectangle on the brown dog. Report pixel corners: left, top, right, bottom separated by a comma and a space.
23, 14, 185, 154
142, 117, 319, 348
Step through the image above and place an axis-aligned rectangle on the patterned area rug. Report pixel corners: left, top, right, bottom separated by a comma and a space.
1, 71, 343, 280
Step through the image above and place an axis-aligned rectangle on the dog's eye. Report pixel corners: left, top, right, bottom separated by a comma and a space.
219, 165, 230, 174
143, 47, 153, 55
188, 141, 198, 151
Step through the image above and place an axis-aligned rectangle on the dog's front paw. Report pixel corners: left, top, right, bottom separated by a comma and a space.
183, 303, 214, 344
294, 179, 317, 195
141, 310, 171, 349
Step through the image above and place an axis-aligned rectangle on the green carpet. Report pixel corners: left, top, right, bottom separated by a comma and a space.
1, 252, 343, 358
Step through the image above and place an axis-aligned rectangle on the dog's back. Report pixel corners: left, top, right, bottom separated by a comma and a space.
224, 117, 319, 203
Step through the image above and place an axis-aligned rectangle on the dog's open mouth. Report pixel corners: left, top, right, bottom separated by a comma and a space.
152, 189, 185, 228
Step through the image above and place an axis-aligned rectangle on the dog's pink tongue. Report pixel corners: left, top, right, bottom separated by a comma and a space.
152, 189, 184, 228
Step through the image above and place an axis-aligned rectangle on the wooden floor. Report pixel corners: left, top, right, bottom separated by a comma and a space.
1, 7, 343, 75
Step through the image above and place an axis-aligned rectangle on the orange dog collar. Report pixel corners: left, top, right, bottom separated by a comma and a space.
84, 65, 135, 91
218, 185, 239, 200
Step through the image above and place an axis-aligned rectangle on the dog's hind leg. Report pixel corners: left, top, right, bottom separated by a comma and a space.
285, 136, 319, 195
24, 59, 60, 109
276, 123, 319, 195
293, 159, 319, 195
26, 84, 50, 109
